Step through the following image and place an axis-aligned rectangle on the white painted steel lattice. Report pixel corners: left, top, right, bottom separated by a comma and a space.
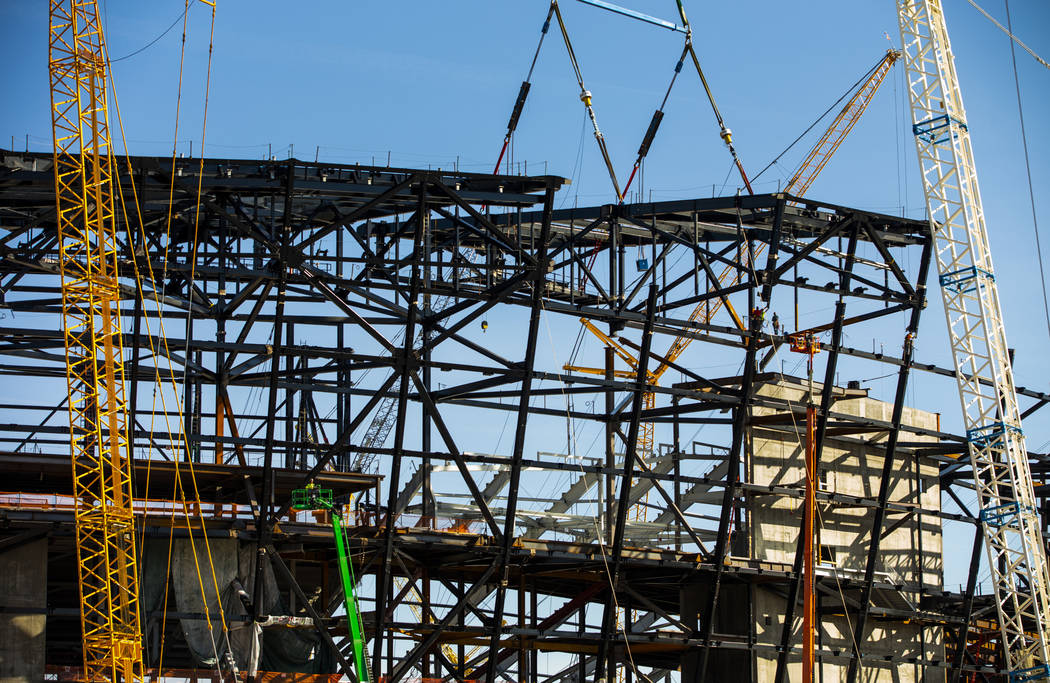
897, 0, 1050, 676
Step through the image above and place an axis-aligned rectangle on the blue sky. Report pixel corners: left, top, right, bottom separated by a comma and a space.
2, 0, 1045, 315
2, 1, 1049, 590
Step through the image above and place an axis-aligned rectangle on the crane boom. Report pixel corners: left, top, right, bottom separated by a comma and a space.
48, 1, 145, 680
897, 0, 1050, 677
652, 49, 899, 382
566, 52, 898, 524
786, 49, 899, 198
292, 486, 371, 683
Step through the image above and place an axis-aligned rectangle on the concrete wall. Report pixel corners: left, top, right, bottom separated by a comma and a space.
0, 538, 47, 683
746, 378, 943, 682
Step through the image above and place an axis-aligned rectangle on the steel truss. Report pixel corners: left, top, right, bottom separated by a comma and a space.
2, 149, 1050, 681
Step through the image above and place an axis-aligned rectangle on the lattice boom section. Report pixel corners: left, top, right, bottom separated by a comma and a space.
898, 0, 1050, 674
48, 0, 145, 680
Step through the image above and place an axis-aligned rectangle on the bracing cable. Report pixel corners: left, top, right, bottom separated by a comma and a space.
674, 0, 753, 194
620, 41, 688, 203
494, 4, 556, 174
551, 0, 624, 200
1004, 0, 1050, 342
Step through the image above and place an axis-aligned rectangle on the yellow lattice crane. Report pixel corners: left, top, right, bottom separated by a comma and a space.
786, 49, 900, 197
565, 49, 900, 520
49, 1, 145, 679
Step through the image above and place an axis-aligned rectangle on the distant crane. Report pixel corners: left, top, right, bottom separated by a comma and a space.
352, 275, 470, 472
891, 0, 1050, 678
785, 49, 900, 198
564, 50, 900, 518
48, 0, 145, 680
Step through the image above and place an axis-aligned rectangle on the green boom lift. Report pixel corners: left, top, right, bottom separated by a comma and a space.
291, 484, 371, 682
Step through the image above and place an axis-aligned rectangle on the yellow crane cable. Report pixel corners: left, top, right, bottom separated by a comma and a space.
110, 78, 230, 683
161, 1, 192, 291
104, 1, 236, 675
177, 3, 239, 670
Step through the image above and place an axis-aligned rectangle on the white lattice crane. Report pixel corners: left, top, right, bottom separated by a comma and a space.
897, 0, 1050, 677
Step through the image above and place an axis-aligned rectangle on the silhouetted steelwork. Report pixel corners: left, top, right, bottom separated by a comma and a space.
3, 149, 1049, 681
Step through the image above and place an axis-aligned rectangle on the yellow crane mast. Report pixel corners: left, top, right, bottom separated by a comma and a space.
565, 50, 900, 520
48, 1, 145, 680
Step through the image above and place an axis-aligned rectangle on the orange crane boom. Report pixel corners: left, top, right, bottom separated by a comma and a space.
566, 50, 900, 524
786, 49, 900, 198
653, 48, 901, 379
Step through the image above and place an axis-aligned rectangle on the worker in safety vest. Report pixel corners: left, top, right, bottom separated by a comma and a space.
751, 306, 765, 330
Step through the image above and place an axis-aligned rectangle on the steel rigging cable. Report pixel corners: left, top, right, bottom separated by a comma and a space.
573, 0, 752, 197
493, 3, 555, 174
551, 0, 623, 200
494, 1, 623, 199
620, 42, 689, 203
674, 0, 754, 194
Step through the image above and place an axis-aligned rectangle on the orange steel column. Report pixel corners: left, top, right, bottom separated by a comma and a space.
791, 332, 820, 683
803, 401, 816, 683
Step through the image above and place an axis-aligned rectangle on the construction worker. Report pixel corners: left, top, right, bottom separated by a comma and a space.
772, 312, 780, 336
751, 306, 765, 330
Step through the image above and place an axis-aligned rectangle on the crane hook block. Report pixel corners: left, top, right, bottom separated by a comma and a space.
637, 110, 665, 159
580, 90, 593, 106
720, 127, 733, 145
507, 81, 532, 134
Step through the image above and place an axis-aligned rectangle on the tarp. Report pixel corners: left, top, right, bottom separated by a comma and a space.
140, 537, 335, 674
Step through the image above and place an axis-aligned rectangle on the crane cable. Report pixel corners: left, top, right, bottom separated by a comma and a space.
105, 2, 236, 677
619, 41, 688, 203
966, 0, 1050, 72
674, 0, 754, 194
493, 4, 556, 174
110, 4, 191, 63
750, 55, 885, 185
551, 0, 624, 200
1004, 0, 1050, 342
178, 4, 240, 673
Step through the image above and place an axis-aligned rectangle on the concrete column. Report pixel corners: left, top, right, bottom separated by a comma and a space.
0, 537, 47, 683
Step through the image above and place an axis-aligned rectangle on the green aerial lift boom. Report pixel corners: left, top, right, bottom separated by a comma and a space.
292, 484, 371, 683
